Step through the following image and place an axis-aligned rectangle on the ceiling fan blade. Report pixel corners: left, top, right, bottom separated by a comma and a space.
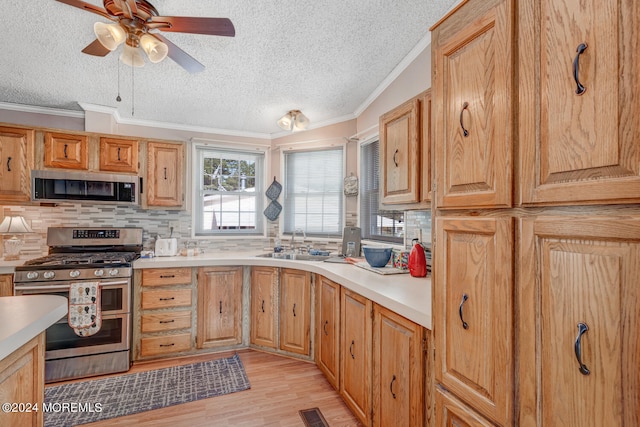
55, 0, 113, 20
149, 17, 235, 37
81, 39, 112, 56
153, 34, 205, 73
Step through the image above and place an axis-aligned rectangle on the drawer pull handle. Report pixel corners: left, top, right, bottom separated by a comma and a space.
390, 374, 397, 399
117, 147, 121, 161
574, 322, 590, 375
293, 303, 296, 317
573, 43, 588, 95
393, 149, 399, 167
63, 144, 68, 158
159, 297, 175, 301
159, 320, 175, 324
219, 300, 223, 314
459, 293, 469, 329
323, 320, 329, 336
261, 300, 265, 313
460, 102, 469, 137
6, 157, 11, 172
159, 274, 175, 278
164, 167, 167, 180
349, 340, 355, 359
159, 343, 175, 347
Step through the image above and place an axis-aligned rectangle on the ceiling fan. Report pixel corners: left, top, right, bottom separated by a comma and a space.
56, 0, 235, 73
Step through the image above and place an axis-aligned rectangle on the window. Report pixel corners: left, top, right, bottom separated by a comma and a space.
283, 148, 344, 237
194, 147, 264, 236
360, 140, 403, 243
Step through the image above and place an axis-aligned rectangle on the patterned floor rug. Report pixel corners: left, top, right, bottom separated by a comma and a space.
44, 353, 251, 427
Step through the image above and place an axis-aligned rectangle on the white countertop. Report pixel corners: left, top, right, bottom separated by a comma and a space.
134, 251, 432, 329
0, 295, 68, 361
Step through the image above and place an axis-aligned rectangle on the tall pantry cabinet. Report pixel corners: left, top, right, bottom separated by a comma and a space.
431, 0, 640, 426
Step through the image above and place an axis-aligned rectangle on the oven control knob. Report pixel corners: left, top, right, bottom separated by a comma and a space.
108, 269, 119, 276
43, 271, 55, 280
26, 271, 39, 280
69, 270, 81, 278
94, 269, 105, 277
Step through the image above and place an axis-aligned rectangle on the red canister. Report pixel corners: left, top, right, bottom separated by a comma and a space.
408, 239, 427, 277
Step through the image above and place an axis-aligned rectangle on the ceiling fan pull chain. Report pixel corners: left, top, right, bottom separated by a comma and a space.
131, 60, 135, 117
116, 57, 121, 102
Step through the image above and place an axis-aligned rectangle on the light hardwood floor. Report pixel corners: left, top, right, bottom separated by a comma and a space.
47, 349, 361, 427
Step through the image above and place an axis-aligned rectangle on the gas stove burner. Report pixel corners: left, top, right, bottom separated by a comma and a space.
22, 251, 139, 267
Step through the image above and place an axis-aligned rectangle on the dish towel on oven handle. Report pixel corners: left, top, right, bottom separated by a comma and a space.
68, 282, 102, 337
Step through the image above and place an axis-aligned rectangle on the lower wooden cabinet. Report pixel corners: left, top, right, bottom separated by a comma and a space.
0, 333, 44, 427
279, 268, 311, 356
316, 275, 341, 390
250, 267, 278, 349
435, 386, 495, 427
340, 288, 373, 425
196, 267, 243, 349
0, 274, 13, 297
372, 304, 425, 427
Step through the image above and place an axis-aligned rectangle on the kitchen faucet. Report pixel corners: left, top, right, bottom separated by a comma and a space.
291, 228, 306, 252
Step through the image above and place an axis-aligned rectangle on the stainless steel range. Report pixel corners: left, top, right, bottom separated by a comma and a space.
14, 227, 142, 383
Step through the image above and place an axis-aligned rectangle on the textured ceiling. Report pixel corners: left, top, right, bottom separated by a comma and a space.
0, 1, 456, 136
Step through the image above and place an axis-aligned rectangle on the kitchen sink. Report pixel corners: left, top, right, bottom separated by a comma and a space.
255, 252, 331, 261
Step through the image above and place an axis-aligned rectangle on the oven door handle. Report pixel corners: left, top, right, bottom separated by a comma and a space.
15, 280, 129, 291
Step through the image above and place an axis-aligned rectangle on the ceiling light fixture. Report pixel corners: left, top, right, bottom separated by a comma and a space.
277, 110, 310, 132
94, 22, 168, 68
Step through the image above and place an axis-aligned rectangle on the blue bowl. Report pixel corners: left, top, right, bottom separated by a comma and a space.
362, 246, 393, 268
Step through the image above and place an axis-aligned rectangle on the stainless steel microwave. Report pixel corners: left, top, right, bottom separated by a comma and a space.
32, 170, 139, 205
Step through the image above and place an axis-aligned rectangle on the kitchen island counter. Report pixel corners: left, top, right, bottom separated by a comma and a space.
134, 251, 432, 329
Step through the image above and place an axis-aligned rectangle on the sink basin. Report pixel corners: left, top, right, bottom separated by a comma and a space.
255, 253, 331, 261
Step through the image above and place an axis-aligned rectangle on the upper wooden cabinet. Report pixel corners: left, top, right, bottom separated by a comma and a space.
434, 216, 514, 425
0, 126, 33, 203
518, 1, 640, 205
431, 0, 515, 209
146, 141, 185, 208
519, 217, 640, 426
99, 137, 139, 174
250, 267, 278, 349
420, 90, 432, 203
44, 132, 88, 170
279, 268, 311, 356
380, 98, 421, 205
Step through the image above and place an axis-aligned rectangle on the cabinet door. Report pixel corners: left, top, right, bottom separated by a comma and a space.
100, 137, 139, 173
380, 98, 420, 205
44, 132, 88, 170
432, 0, 514, 209
340, 288, 372, 425
316, 276, 340, 390
196, 267, 243, 349
250, 267, 278, 349
519, 1, 640, 205
146, 141, 184, 207
279, 268, 311, 355
434, 216, 514, 425
435, 387, 495, 427
519, 217, 640, 426
0, 126, 33, 202
372, 304, 424, 427
0, 274, 13, 297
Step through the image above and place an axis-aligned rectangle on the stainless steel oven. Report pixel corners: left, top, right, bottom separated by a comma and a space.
13, 227, 142, 383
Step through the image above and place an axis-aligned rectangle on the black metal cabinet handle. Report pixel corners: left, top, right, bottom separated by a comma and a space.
160, 274, 175, 278
323, 320, 329, 336
159, 319, 175, 324
117, 147, 121, 161
460, 102, 470, 137
459, 294, 469, 329
159, 343, 175, 347
63, 144, 68, 158
164, 167, 167, 180
574, 322, 590, 375
573, 43, 588, 96
159, 297, 175, 301
261, 300, 265, 313
219, 301, 223, 314
390, 375, 397, 399
349, 340, 355, 359
393, 149, 399, 167
293, 303, 296, 317
6, 157, 11, 172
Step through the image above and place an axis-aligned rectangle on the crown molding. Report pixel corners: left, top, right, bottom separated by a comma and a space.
0, 101, 85, 118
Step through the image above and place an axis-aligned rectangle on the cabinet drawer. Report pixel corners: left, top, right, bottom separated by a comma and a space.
141, 289, 191, 310
140, 333, 191, 357
141, 311, 192, 333
142, 268, 191, 287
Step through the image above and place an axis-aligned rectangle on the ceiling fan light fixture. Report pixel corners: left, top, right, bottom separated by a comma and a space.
140, 34, 168, 63
120, 44, 145, 68
278, 110, 309, 132
94, 22, 126, 51
292, 111, 309, 131
277, 111, 294, 131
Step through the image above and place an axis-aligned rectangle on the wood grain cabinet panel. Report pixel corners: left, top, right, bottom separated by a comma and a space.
99, 137, 139, 173
279, 268, 311, 356
141, 268, 191, 287
140, 333, 192, 358
435, 387, 495, 427
316, 275, 341, 390
434, 216, 514, 425
0, 126, 33, 202
432, 0, 514, 209
196, 267, 243, 349
380, 98, 421, 205
519, 217, 640, 426
146, 141, 184, 208
141, 289, 192, 310
250, 267, 278, 349
340, 288, 372, 425
44, 132, 88, 170
518, 0, 640, 205
141, 311, 192, 333
0, 274, 13, 297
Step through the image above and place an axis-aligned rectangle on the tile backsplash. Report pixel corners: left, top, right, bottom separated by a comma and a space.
404, 210, 432, 249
